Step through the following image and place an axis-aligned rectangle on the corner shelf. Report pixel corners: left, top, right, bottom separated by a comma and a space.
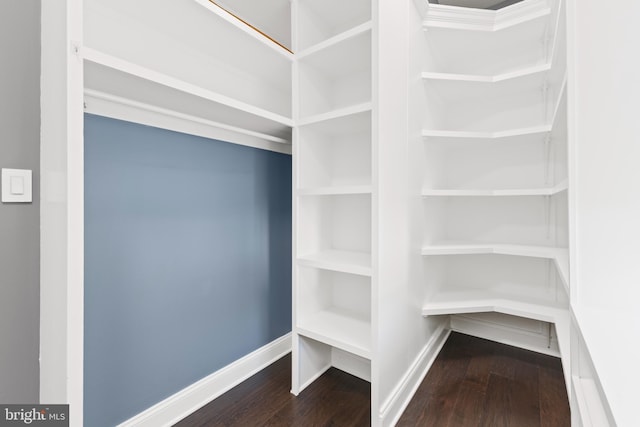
422, 125, 551, 140
422, 290, 565, 321
421, 242, 569, 292
421, 181, 568, 197
421, 289, 570, 378
422, 63, 551, 83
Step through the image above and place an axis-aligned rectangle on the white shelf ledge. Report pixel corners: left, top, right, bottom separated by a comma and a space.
422, 125, 552, 140
297, 21, 372, 59
297, 250, 372, 276
298, 103, 372, 127
422, 63, 551, 84
422, 290, 566, 321
421, 242, 569, 292
421, 181, 568, 197
422, 289, 570, 385
83, 47, 293, 143
298, 185, 372, 196
297, 309, 372, 359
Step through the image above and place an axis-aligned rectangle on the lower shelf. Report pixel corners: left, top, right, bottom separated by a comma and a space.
297, 309, 372, 359
297, 250, 372, 276
423, 290, 564, 319
422, 290, 570, 379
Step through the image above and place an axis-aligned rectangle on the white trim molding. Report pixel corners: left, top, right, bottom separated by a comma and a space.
378, 325, 450, 427
423, 0, 550, 31
117, 333, 292, 427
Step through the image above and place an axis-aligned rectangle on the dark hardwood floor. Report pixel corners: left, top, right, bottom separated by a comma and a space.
396, 332, 570, 427
174, 332, 569, 427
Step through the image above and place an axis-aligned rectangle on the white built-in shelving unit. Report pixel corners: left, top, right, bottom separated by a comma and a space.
420, 0, 571, 378
292, 0, 374, 389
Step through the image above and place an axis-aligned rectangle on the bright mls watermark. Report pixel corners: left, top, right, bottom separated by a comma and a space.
0, 405, 68, 426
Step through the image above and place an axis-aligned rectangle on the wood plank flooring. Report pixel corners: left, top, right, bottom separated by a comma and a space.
174, 332, 569, 426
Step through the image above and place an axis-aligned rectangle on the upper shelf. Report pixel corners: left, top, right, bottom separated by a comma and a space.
83, 48, 293, 144
83, 0, 293, 135
298, 29, 372, 120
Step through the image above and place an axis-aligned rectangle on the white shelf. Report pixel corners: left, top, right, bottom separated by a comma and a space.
298, 21, 373, 59
299, 103, 372, 127
297, 250, 372, 276
422, 125, 552, 140
83, 48, 293, 143
297, 308, 372, 359
422, 242, 569, 291
422, 290, 566, 321
422, 63, 551, 83
298, 185, 372, 196
422, 289, 570, 374
84, 0, 292, 118
298, 29, 371, 119
422, 242, 563, 258
421, 181, 568, 197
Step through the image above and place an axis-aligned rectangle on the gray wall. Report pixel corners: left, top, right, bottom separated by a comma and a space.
0, 0, 41, 403
84, 115, 292, 426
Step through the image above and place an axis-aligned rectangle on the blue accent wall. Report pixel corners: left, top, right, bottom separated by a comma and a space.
84, 114, 292, 427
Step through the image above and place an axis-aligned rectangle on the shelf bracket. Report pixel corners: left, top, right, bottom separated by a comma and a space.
544, 134, 553, 186
545, 195, 552, 239
542, 82, 550, 123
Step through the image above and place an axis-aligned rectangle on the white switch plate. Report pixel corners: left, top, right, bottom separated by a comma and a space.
2, 168, 32, 203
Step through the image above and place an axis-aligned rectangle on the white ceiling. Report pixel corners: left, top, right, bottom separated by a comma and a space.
214, 0, 291, 49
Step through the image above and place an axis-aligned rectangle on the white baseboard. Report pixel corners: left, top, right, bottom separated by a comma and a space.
378, 324, 450, 427
117, 333, 292, 427
450, 313, 560, 357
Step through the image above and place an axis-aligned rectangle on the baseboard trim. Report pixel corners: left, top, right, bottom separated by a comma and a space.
450, 314, 560, 357
378, 324, 450, 427
117, 333, 292, 427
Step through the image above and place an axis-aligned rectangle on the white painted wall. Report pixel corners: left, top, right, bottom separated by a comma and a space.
569, 0, 640, 425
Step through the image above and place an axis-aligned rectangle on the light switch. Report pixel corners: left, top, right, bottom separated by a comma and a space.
10, 176, 24, 195
2, 168, 32, 203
